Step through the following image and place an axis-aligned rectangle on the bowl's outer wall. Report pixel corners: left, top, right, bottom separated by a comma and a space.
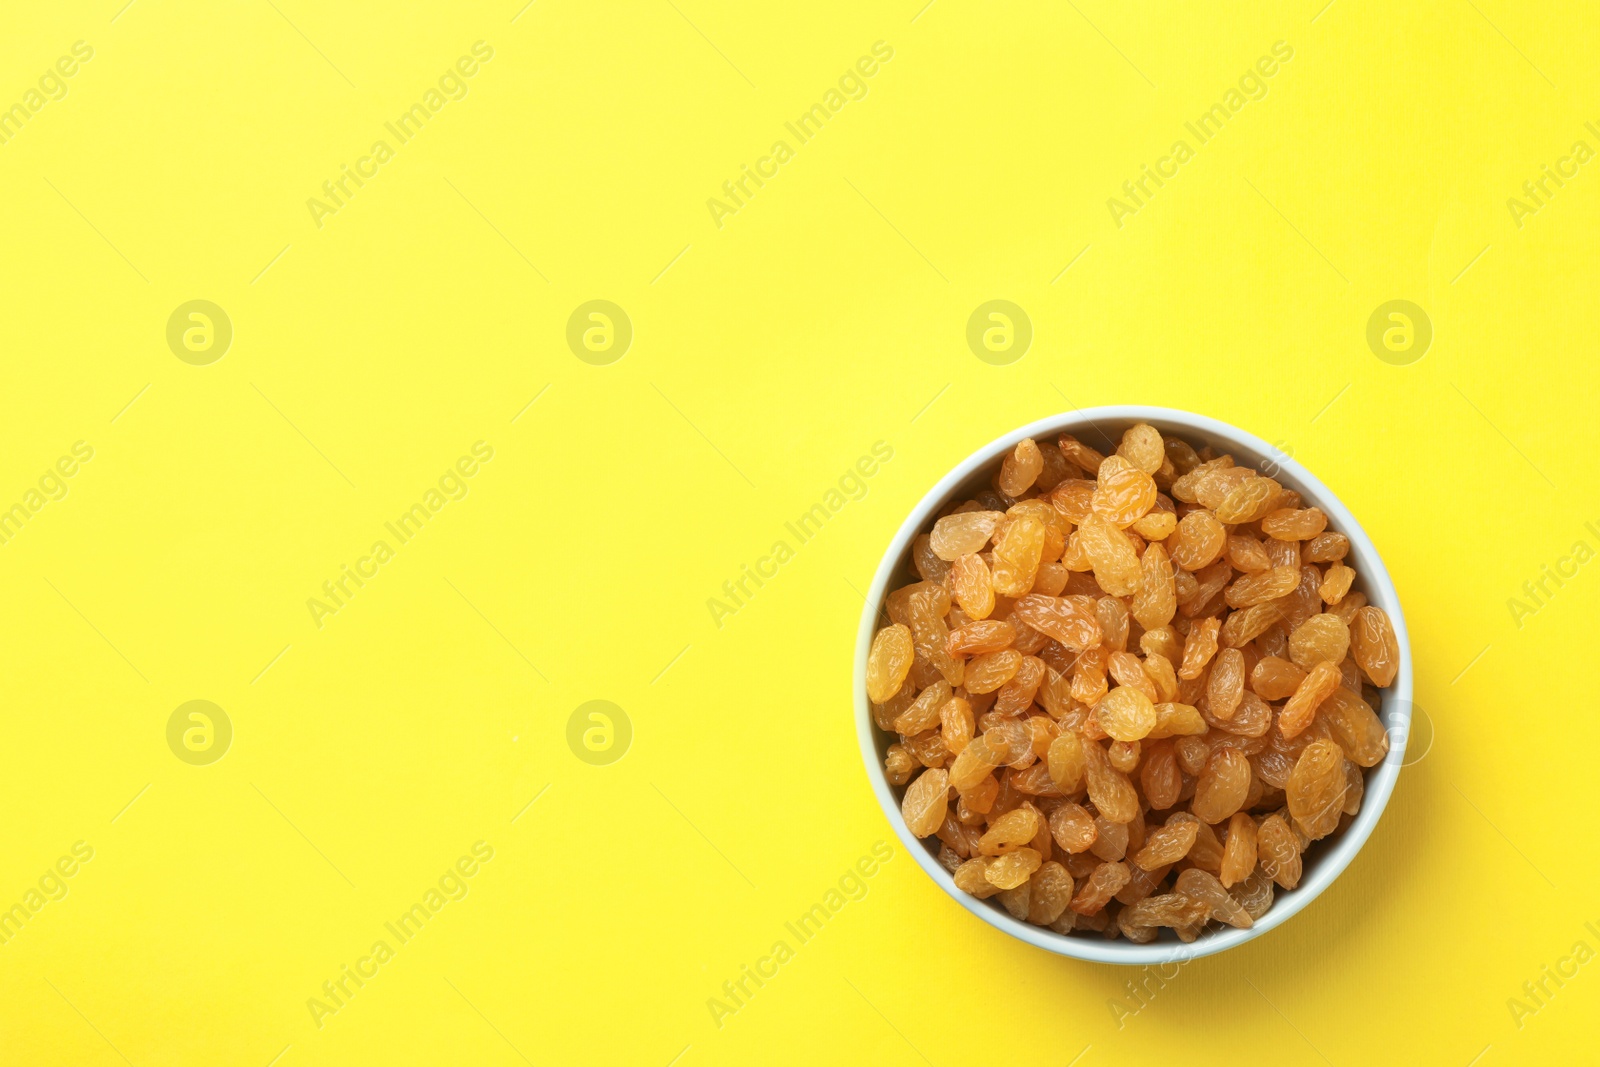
853, 406, 1412, 965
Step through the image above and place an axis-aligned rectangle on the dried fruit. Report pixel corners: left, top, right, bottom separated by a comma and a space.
1092, 455, 1158, 528
1262, 506, 1327, 541
999, 438, 1045, 497
1027, 861, 1075, 925
1257, 813, 1302, 889
1319, 562, 1355, 604
1251, 656, 1306, 701
946, 619, 1016, 657
1321, 687, 1389, 767
1350, 606, 1399, 686
1077, 515, 1141, 596
1304, 532, 1350, 562
1173, 868, 1253, 928
1150, 702, 1207, 739
884, 744, 916, 786
992, 516, 1047, 597
1278, 660, 1340, 739
1140, 740, 1183, 810
1123, 891, 1210, 929
1130, 543, 1177, 629
1192, 748, 1251, 824
872, 424, 1401, 938
1096, 685, 1157, 742
949, 735, 1001, 791
1117, 423, 1165, 475
1226, 534, 1273, 573
902, 768, 950, 837
1049, 802, 1098, 853
1287, 740, 1346, 840
985, 847, 1042, 890
939, 697, 974, 755
1289, 613, 1352, 669
930, 511, 1004, 560
1177, 617, 1220, 679
912, 534, 949, 583
1046, 732, 1087, 792
1219, 812, 1258, 887
950, 553, 996, 620
1225, 565, 1301, 608
965, 650, 1022, 694
867, 624, 914, 703
1219, 600, 1284, 648
1229, 867, 1275, 918
1083, 740, 1140, 823
954, 857, 1002, 898
1215, 475, 1282, 524
1088, 815, 1129, 861
979, 806, 1042, 855
1206, 647, 1245, 720
1069, 861, 1131, 915
1058, 435, 1105, 473
1169, 510, 1226, 570
1132, 815, 1198, 870
1013, 594, 1102, 651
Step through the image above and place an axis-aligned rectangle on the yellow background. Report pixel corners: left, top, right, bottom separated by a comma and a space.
0, 0, 1594, 1064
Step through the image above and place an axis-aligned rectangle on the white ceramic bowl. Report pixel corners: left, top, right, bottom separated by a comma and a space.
854, 406, 1412, 964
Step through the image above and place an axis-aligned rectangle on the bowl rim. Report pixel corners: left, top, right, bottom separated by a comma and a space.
853, 404, 1413, 965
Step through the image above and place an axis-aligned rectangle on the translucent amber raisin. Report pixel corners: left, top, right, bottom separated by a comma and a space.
1289, 613, 1351, 669
1219, 812, 1257, 887
1286, 740, 1345, 840
1096, 686, 1157, 742
867, 624, 914, 703
930, 510, 1004, 560
1049, 802, 1098, 853
1350, 605, 1399, 686
902, 768, 950, 837
1261, 507, 1327, 541
1069, 861, 1130, 915
1117, 423, 1165, 475
1092, 455, 1158, 528
985, 847, 1042, 890
999, 438, 1045, 497
951, 553, 995, 620
946, 619, 1016, 657
1192, 748, 1251, 824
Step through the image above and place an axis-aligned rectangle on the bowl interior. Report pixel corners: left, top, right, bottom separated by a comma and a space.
857, 406, 1412, 964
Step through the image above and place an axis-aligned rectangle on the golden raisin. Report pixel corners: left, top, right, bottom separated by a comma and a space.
867, 624, 914, 703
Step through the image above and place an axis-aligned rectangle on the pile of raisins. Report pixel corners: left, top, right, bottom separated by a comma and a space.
867, 424, 1400, 942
